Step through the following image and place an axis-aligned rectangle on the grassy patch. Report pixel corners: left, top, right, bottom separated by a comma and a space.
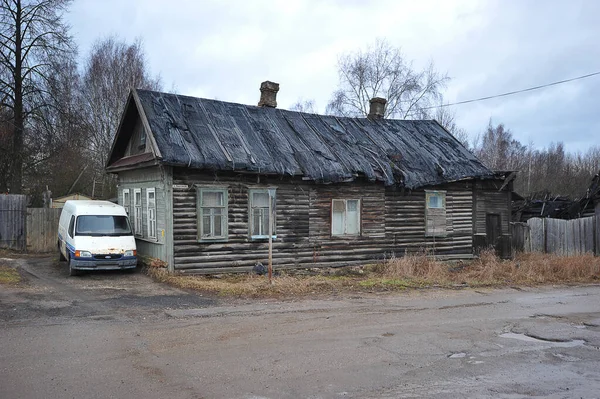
0, 265, 21, 285
359, 278, 420, 289
147, 251, 600, 298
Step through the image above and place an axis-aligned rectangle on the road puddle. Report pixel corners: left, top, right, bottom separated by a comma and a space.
500, 332, 585, 347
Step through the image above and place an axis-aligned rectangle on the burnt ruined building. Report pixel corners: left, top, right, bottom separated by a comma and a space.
106, 82, 514, 274
512, 171, 600, 222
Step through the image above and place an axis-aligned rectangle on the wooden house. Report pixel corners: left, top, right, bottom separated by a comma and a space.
106, 82, 514, 274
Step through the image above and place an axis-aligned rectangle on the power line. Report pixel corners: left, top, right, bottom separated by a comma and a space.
423, 71, 600, 110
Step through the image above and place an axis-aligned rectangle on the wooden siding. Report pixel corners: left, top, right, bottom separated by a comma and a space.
171, 169, 478, 273
472, 180, 512, 258
475, 182, 511, 235
117, 167, 168, 261
385, 183, 473, 256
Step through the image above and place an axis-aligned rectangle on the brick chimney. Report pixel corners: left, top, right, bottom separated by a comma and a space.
368, 97, 387, 120
258, 81, 280, 108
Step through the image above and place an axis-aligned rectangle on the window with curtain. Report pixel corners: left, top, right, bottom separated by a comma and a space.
249, 189, 276, 239
197, 188, 228, 241
331, 199, 360, 236
122, 189, 130, 216
133, 189, 142, 236
147, 188, 156, 239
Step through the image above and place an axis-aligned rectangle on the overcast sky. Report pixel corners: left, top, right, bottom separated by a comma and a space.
67, 0, 599, 152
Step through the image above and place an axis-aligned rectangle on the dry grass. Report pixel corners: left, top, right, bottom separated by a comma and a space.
378, 250, 600, 286
148, 267, 358, 297
147, 251, 600, 298
463, 251, 600, 285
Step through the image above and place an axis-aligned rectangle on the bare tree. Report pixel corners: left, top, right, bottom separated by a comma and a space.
434, 104, 470, 148
80, 36, 161, 198
25, 55, 92, 204
326, 39, 448, 119
289, 98, 318, 113
472, 120, 600, 198
0, 0, 73, 193
473, 121, 527, 171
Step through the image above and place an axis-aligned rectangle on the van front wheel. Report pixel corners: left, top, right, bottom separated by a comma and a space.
68, 257, 80, 277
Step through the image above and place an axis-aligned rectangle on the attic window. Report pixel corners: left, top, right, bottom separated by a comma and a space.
139, 128, 146, 149
425, 190, 446, 237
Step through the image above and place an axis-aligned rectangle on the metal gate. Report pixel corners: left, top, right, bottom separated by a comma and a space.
0, 194, 28, 251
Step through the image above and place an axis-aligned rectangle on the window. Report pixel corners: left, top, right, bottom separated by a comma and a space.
249, 189, 276, 239
147, 188, 156, 239
331, 199, 360, 236
139, 128, 146, 149
133, 188, 142, 236
122, 189, 130, 215
197, 188, 228, 241
75, 216, 132, 236
425, 190, 446, 237
68, 216, 75, 238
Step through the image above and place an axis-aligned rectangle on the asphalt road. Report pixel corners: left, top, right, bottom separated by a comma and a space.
1, 255, 600, 398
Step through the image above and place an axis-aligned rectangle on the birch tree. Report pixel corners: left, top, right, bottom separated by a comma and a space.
80, 36, 161, 197
326, 39, 448, 119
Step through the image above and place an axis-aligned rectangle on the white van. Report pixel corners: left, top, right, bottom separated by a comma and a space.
58, 200, 137, 276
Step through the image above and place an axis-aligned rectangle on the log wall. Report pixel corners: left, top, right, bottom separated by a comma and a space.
170, 169, 496, 273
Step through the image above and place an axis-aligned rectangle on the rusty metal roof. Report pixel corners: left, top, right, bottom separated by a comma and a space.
133, 89, 494, 188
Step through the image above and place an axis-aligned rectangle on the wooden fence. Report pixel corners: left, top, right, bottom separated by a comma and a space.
26, 208, 61, 253
0, 194, 62, 253
0, 194, 28, 251
512, 217, 598, 256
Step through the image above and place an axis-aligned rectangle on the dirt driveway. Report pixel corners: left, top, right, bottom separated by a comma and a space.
1, 255, 600, 398
0, 255, 217, 324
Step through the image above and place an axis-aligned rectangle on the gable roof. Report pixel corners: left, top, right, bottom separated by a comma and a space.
108, 89, 494, 188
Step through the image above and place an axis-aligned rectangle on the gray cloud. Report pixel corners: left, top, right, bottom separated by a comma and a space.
68, 0, 600, 152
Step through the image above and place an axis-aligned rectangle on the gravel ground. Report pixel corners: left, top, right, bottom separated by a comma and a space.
1, 255, 600, 398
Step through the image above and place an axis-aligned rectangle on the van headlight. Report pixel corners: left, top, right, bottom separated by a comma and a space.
75, 250, 92, 258
124, 250, 136, 257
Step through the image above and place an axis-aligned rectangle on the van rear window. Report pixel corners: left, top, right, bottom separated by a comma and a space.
75, 216, 132, 236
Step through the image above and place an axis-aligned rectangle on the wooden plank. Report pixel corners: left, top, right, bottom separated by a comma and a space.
0, 194, 27, 251
527, 218, 545, 252
26, 208, 61, 253
584, 216, 595, 254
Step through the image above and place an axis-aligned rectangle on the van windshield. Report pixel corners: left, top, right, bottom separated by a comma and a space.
75, 215, 132, 236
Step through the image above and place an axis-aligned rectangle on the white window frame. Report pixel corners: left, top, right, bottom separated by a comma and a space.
146, 188, 157, 239
197, 187, 228, 242
248, 188, 276, 240
331, 199, 361, 236
425, 190, 447, 237
133, 188, 142, 236
122, 189, 130, 216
